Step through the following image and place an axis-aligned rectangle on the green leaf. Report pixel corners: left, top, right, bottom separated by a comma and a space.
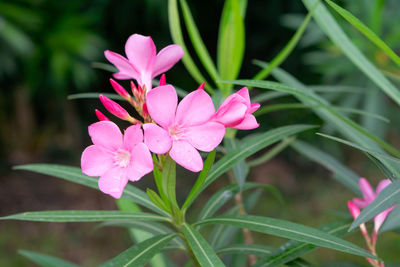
13, 164, 169, 217
290, 140, 361, 195
162, 156, 178, 209
146, 189, 172, 214
217, 244, 275, 256
18, 250, 79, 267
302, 0, 400, 106
217, 0, 245, 94
179, 0, 220, 84
152, 155, 169, 206
1, 210, 169, 222
350, 180, 400, 231
67, 93, 122, 100
254, 221, 351, 267
224, 137, 248, 189
325, 0, 400, 67
201, 124, 316, 192
181, 224, 225, 267
195, 214, 376, 259
285, 258, 314, 267
253, 1, 316, 80
168, 0, 213, 93
99, 234, 176, 267
380, 205, 400, 232
182, 150, 216, 212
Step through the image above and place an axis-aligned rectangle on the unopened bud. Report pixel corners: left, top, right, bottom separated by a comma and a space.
95, 109, 110, 121
159, 74, 166, 86
142, 103, 149, 117
197, 82, 205, 90
99, 94, 131, 120
110, 79, 130, 99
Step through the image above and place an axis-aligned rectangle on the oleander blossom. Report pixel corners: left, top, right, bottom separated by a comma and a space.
81, 121, 153, 198
105, 34, 184, 92
352, 178, 395, 232
143, 85, 225, 172
213, 87, 260, 129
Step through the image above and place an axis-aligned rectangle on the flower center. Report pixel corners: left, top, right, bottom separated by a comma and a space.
114, 149, 131, 168
169, 124, 185, 140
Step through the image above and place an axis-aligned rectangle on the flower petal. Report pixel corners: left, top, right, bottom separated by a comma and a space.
146, 85, 177, 128
143, 123, 172, 154
123, 124, 143, 152
352, 197, 369, 209
236, 87, 251, 104
250, 102, 261, 113
170, 141, 203, 172
88, 121, 123, 150
215, 95, 248, 126
374, 207, 395, 232
359, 177, 376, 203
81, 145, 114, 176
125, 34, 156, 72
152, 44, 184, 77
376, 179, 391, 194
104, 50, 139, 80
127, 143, 153, 182
233, 115, 259, 130
186, 122, 225, 152
175, 89, 215, 126
98, 167, 129, 199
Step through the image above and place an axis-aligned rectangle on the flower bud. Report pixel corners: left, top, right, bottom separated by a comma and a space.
110, 79, 130, 99
197, 82, 205, 90
99, 94, 131, 120
159, 74, 166, 86
95, 109, 110, 121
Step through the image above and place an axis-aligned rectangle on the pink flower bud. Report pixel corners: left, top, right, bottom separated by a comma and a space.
197, 82, 205, 90
99, 94, 130, 120
347, 200, 361, 219
142, 103, 149, 117
95, 109, 110, 121
130, 81, 138, 96
110, 79, 130, 99
159, 74, 166, 86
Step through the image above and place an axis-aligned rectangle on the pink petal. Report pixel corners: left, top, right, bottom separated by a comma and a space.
359, 177, 376, 203
347, 201, 360, 219
81, 145, 114, 177
127, 143, 153, 182
236, 87, 250, 104
98, 167, 129, 199
123, 124, 143, 152
104, 50, 139, 80
143, 123, 172, 154
125, 34, 156, 73
215, 96, 248, 126
374, 207, 395, 232
233, 115, 259, 130
175, 89, 215, 127
186, 122, 225, 152
152, 44, 184, 77
352, 197, 369, 209
376, 179, 391, 194
88, 121, 123, 150
146, 85, 177, 128
250, 103, 261, 113
169, 141, 203, 172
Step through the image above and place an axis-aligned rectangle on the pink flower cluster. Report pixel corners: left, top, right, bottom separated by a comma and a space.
81, 34, 260, 198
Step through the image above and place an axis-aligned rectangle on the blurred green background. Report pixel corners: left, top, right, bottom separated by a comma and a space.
1, 0, 400, 266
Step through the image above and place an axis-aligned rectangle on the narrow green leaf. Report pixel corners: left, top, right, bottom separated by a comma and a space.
179, 0, 220, 83
100, 234, 176, 267
302, 0, 400, 106
350, 180, 400, 231
217, 0, 245, 94
1, 210, 169, 222
181, 224, 225, 267
253, 2, 316, 80
67, 93, 122, 100
168, 0, 213, 93
224, 137, 248, 189
217, 244, 275, 256
290, 140, 361, 195
13, 164, 169, 217
202, 124, 316, 191
162, 156, 178, 208
182, 150, 216, 212
380, 205, 400, 232
152, 155, 169, 205
18, 250, 79, 267
285, 258, 314, 267
195, 215, 376, 259
146, 189, 172, 214
254, 221, 351, 267
325, 0, 400, 67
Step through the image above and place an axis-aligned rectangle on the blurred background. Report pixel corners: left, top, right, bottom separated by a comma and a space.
1, 0, 400, 266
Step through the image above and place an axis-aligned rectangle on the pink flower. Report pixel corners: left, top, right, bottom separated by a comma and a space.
105, 34, 184, 92
143, 85, 225, 172
352, 178, 395, 232
81, 121, 153, 198
213, 87, 260, 129
348, 200, 368, 236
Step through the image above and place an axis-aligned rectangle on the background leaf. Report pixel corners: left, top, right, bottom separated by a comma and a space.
18, 250, 79, 267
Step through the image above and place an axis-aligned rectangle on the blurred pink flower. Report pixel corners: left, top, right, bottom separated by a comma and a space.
105, 34, 184, 92
143, 85, 225, 172
352, 178, 395, 232
213, 87, 260, 129
81, 121, 153, 198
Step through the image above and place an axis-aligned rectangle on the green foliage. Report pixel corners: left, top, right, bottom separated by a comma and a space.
18, 250, 79, 267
